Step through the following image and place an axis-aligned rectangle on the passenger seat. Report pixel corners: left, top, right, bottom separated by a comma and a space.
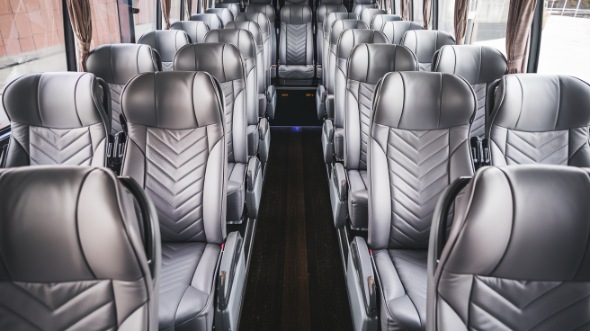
217, 2, 240, 18
206, 7, 235, 27
170, 20, 210, 43
245, 0, 277, 70
352, 0, 377, 16
370, 14, 401, 31
137, 30, 190, 71
359, 8, 386, 28
401, 30, 455, 71
315, 0, 347, 80
278, 3, 315, 85
190, 13, 224, 31
380, 21, 423, 44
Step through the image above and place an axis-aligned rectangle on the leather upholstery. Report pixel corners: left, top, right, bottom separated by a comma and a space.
138, 30, 190, 71
3, 72, 109, 167
489, 74, 590, 167
0, 166, 159, 330
344, 44, 419, 229
217, 3, 240, 18
429, 165, 590, 331
401, 30, 455, 71
432, 45, 507, 138
316, 3, 347, 70
322, 13, 358, 95
171, 21, 210, 43
369, 72, 475, 331
86, 44, 161, 134
278, 4, 314, 83
120, 71, 227, 330
190, 13, 224, 31
245, 5, 276, 67
370, 14, 402, 31
360, 8, 386, 27
380, 21, 423, 45
174, 43, 249, 223
353, 3, 377, 16
206, 8, 235, 28
235, 12, 273, 90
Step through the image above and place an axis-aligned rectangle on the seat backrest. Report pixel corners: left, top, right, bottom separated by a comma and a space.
279, 4, 313, 66
368, 72, 475, 250
206, 8, 235, 28
370, 14, 402, 31
121, 71, 227, 244
352, 0, 377, 17
488, 74, 590, 166
226, 21, 267, 97
327, 19, 368, 96
174, 43, 249, 164
0, 166, 159, 330
380, 20, 423, 45
235, 12, 273, 88
170, 20, 210, 43
401, 30, 455, 71
2, 72, 109, 167
217, 3, 240, 18
344, 44, 419, 170
205, 29, 260, 127
429, 165, 590, 331
316, 2, 347, 70
323, 12, 358, 86
190, 13, 224, 30
432, 45, 507, 139
138, 30, 190, 71
360, 8, 386, 27
86, 44, 161, 134
245, 3, 276, 25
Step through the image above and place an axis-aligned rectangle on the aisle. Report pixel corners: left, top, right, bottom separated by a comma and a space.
239, 128, 353, 331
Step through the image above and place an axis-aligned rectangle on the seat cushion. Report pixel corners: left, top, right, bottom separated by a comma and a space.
159, 242, 221, 331
278, 65, 315, 79
374, 249, 427, 331
347, 170, 368, 230
227, 162, 247, 223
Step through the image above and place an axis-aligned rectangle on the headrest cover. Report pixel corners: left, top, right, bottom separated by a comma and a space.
360, 8, 386, 25
217, 3, 240, 18
170, 21, 210, 44
86, 44, 160, 85
373, 72, 475, 130
138, 30, 190, 62
190, 13, 223, 31
122, 71, 224, 130
348, 44, 419, 84
280, 4, 313, 24
330, 19, 368, 46
370, 14, 402, 30
174, 43, 245, 83
3, 72, 107, 129
337, 29, 388, 59
491, 74, 590, 131
205, 29, 257, 60
381, 21, 423, 45
324, 12, 358, 36
206, 8, 234, 27
244, 4, 276, 21
225, 21, 264, 48
0, 166, 144, 282
401, 30, 455, 63
445, 165, 590, 280
317, 4, 347, 22
433, 45, 507, 85
235, 12, 271, 39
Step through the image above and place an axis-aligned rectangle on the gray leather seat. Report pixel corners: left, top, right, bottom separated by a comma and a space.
190, 13, 224, 31
206, 8, 235, 28
278, 4, 315, 85
0, 166, 160, 331
245, 0, 277, 69
171, 21, 210, 43
217, 3, 240, 18
334, 44, 418, 230
428, 165, 590, 331
315, 0, 347, 80
401, 30, 455, 71
2, 72, 109, 167
120, 71, 227, 331
369, 72, 475, 331
138, 30, 190, 71
87, 44, 161, 134
174, 44, 250, 223
359, 8, 386, 27
370, 14, 402, 31
380, 21, 423, 45
432, 45, 507, 139
488, 74, 590, 166
352, 0, 377, 16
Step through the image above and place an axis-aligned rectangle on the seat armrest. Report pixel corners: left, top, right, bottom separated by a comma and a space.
316, 84, 326, 120
266, 85, 276, 119
218, 231, 243, 310
258, 117, 269, 137
323, 119, 334, 141
350, 237, 377, 317
329, 163, 348, 228
246, 156, 263, 218
325, 94, 335, 119
258, 118, 270, 165
332, 162, 348, 200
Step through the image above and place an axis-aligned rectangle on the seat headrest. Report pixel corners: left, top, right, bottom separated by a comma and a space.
217, 3, 240, 18
490, 74, 590, 131
122, 71, 224, 130
0, 166, 147, 282
433, 45, 507, 85
138, 30, 190, 62
225, 21, 264, 48
370, 14, 402, 30
206, 8, 234, 27
86, 44, 160, 85
373, 72, 475, 130
348, 44, 419, 84
360, 8, 386, 26
317, 4, 347, 22
204, 29, 257, 60
324, 12, 358, 36
174, 43, 245, 83
170, 21, 210, 44
3, 72, 107, 129
190, 13, 223, 30
330, 19, 368, 46
381, 21, 423, 45
401, 30, 455, 63
235, 12, 271, 39
280, 4, 313, 24
445, 165, 590, 280
337, 29, 388, 59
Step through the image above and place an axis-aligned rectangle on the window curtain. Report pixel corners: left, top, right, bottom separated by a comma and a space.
401, 0, 410, 20
185, 0, 192, 18
423, 0, 432, 29
66, 0, 92, 72
162, 0, 172, 29
454, 0, 469, 44
506, 0, 537, 73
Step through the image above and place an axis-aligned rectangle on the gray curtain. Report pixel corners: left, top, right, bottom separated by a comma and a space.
454, 0, 469, 44
506, 0, 537, 73
423, 0, 432, 29
162, 0, 172, 29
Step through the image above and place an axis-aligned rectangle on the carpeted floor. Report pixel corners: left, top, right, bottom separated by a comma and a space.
239, 128, 353, 331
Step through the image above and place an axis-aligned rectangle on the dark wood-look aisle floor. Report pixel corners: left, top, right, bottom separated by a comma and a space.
239, 128, 353, 331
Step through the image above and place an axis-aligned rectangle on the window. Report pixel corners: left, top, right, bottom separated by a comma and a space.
168, 0, 182, 23
90, 0, 121, 48
537, 0, 590, 83
468, 0, 510, 54
133, 0, 157, 40
438, 0, 456, 37
0, 0, 68, 129
413, 0, 424, 25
